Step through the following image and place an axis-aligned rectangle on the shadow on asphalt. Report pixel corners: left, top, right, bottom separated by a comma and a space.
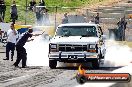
55, 66, 122, 70
0, 52, 6, 53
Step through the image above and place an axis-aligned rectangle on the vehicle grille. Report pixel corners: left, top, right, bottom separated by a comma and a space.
58, 44, 88, 52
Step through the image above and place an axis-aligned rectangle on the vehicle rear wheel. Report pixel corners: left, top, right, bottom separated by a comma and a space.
92, 59, 99, 69
49, 60, 57, 69
76, 74, 87, 84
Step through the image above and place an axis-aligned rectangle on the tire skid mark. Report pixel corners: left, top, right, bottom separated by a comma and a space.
40, 70, 77, 87
3, 69, 64, 87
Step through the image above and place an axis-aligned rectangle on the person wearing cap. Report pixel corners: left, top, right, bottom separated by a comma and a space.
13, 28, 33, 68
3, 24, 17, 61
95, 13, 99, 24
62, 13, 68, 24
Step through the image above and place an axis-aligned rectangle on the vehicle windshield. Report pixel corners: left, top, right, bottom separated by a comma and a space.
56, 26, 97, 37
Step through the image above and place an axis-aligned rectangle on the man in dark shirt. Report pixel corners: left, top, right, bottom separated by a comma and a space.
0, 0, 6, 22
10, 1, 18, 24
39, 0, 45, 7
117, 17, 127, 41
13, 28, 33, 68
95, 13, 99, 24
62, 13, 68, 24
0, 29, 3, 42
29, 0, 36, 11
39, 0, 45, 11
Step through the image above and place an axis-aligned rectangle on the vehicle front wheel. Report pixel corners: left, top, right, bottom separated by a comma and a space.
76, 74, 87, 84
49, 60, 57, 69
92, 59, 99, 69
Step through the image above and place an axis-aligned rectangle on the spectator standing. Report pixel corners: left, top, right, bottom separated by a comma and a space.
13, 28, 33, 68
29, 0, 36, 11
0, 0, 6, 22
34, 5, 41, 25
38, 0, 46, 25
0, 29, 4, 42
33, 0, 46, 25
95, 13, 99, 24
43, 8, 50, 25
10, 1, 18, 24
0, 29, 2, 42
122, 16, 127, 30
3, 24, 17, 61
39, 0, 45, 10
39, 0, 45, 12
117, 17, 127, 41
62, 13, 68, 24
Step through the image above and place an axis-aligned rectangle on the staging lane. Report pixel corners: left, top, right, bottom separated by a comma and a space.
0, 47, 131, 87
0, 46, 123, 87
0, 50, 126, 87
0, 35, 132, 87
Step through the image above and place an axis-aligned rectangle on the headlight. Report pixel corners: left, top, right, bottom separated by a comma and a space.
89, 44, 96, 49
50, 44, 57, 49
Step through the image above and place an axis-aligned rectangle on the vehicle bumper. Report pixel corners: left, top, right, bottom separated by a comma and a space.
48, 52, 99, 63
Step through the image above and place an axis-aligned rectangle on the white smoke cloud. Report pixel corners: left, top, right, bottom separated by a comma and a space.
25, 35, 49, 66
103, 40, 132, 67
75, 33, 132, 87
76, 40, 132, 87
24, 36, 132, 67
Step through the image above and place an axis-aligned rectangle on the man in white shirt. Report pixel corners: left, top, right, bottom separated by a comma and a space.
3, 24, 17, 61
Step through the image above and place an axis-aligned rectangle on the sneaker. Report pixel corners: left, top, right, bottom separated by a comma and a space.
3, 58, 9, 60
12, 64, 19, 67
22, 66, 29, 68
11, 59, 13, 61
15, 66, 20, 68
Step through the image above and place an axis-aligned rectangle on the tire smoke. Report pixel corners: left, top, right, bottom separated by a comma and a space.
25, 35, 49, 66
102, 40, 132, 67
24, 32, 132, 67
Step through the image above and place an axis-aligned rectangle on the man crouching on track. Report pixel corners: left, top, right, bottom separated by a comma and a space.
13, 28, 33, 68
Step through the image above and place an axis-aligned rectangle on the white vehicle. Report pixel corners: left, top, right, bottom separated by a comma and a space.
48, 23, 106, 69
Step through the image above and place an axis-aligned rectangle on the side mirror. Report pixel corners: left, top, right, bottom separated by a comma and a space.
102, 35, 107, 40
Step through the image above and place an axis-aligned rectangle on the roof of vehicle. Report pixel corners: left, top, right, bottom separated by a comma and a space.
58, 23, 100, 27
